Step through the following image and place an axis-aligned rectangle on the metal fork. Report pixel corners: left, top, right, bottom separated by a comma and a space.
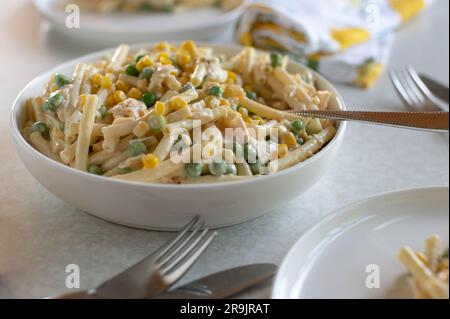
389, 66, 449, 112
53, 216, 217, 299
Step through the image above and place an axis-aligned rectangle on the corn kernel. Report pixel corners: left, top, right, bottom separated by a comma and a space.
91, 74, 103, 85
133, 121, 150, 138
136, 56, 154, 71
205, 96, 220, 108
179, 73, 191, 85
244, 84, 254, 92
160, 56, 173, 65
284, 132, 297, 148
155, 42, 171, 52
127, 88, 143, 100
101, 76, 113, 90
238, 107, 249, 119
142, 154, 160, 169
220, 98, 231, 107
255, 116, 264, 125
181, 40, 197, 54
113, 90, 127, 103
244, 117, 253, 124
176, 52, 192, 68
226, 71, 237, 84
169, 96, 188, 110
224, 85, 245, 99
155, 101, 166, 115
115, 80, 130, 92
78, 94, 87, 106
278, 144, 288, 158
106, 94, 117, 107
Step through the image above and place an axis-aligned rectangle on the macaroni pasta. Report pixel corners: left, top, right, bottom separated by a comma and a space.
22, 41, 336, 184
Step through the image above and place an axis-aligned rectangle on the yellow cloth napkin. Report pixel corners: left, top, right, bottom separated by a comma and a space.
236, 0, 433, 89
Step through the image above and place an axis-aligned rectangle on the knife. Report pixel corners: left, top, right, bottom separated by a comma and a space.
419, 74, 449, 103
155, 264, 277, 299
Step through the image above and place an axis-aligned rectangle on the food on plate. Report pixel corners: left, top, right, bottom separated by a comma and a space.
398, 235, 449, 299
70, 0, 242, 13
22, 41, 336, 184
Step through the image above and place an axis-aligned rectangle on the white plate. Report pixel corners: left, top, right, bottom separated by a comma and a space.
272, 187, 449, 299
34, 0, 247, 45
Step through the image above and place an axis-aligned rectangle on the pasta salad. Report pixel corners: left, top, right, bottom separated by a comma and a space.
398, 235, 449, 299
70, 0, 242, 13
22, 41, 336, 184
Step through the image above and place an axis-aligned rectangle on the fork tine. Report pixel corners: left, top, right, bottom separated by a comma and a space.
151, 215, 200, 261
407, 66, 434, 100
161, 231, 218, 284
389, 70, 415, 107
401, 67, 426, 105
156, 219, 205, 267
161, 227, 211, 274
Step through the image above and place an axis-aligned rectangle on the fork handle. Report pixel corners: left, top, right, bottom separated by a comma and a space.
288, 110, 449, 132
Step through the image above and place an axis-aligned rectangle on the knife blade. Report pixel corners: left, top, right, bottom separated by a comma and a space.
419, 74, 449, 103
155, 264, 277, 299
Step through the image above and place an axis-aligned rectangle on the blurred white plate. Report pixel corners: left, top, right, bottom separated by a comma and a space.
34, 0, 247, 45
272, 186, 449, 299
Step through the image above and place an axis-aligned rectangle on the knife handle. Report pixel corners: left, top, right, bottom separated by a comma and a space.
287, 110, 449, 132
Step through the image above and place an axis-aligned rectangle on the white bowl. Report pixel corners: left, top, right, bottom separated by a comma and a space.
11, 44, 347, 230
34, 0, 248, 45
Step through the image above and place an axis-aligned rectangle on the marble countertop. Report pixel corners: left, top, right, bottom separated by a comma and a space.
0, 0, 448, 299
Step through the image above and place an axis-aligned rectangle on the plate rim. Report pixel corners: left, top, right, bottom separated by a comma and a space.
33, 0, 248, 35
272, 185, 450, 299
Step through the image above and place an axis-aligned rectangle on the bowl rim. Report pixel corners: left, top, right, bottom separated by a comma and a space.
10, 42, 347, 190
33, 0, 249, 36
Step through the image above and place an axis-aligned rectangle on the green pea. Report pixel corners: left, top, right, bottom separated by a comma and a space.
55, 74, 73, 88
142, 92, 157, 107
139, 3, 154, 11
226, 163, 237, 176
125, 64, 139, 77
43, 92, 65, 112
99, 105, 107, 119
117, 167, 133, 175
148, 115, 167, 131
31, 122, 49, 139
245, 91, 257, 101
244, 143, 257, 163
162, 4, 174, 12
140, 67, 154, 80
291, 120, 305, 134
232, 143, 244, 159
296, 137, 305, 145
186, 163, 204, 178
128, 141, 147, 157
249, 160, 261, 175
270, 53, 284, 67
308, 59, 319, 71
181, 83, 195, 93
209, 161, 228, 176
208, 85, 223, 97
135, 54, 146, 62
88, 165, 103, 175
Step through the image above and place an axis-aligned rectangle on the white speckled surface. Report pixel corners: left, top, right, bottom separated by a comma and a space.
0, 0, 448, 299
